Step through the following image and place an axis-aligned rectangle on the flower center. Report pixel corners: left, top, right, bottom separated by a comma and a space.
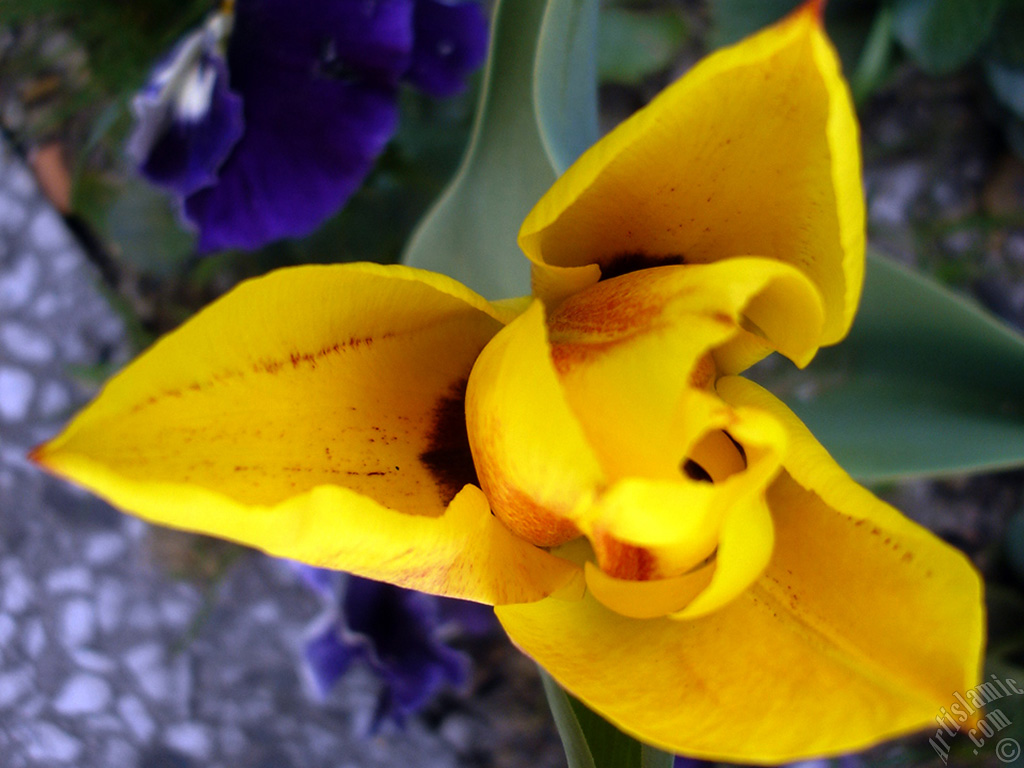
683, 430, 747, 485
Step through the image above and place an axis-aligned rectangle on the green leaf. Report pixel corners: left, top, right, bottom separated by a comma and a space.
848, 6, 894, 104
540, 668, 675, 768
986, 58, 1024, 119
765, 251, 1024, 481
402, 0, 557, 298
988, 0, 1024, 69
1006, 115, 1024, 162
105, 177, 196, 277
1006, 511, 1024, 588
708, 0, 800, 48
535, 0, 600, 173
597, 7, 688, 87
540, 670, 597, 768
892, 0, 1003, 76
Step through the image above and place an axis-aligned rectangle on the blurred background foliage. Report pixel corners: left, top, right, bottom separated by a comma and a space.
2, 1, 1024, 765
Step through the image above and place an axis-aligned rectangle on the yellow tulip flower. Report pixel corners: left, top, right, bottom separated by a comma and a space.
33, 2, 982, 762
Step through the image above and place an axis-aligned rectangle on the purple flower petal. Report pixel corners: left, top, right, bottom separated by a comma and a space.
436, 595, 496, 637
302, 576, 471, 728
127, 14, 243, 197
406, 0, 489, 97
305, 622, 361, 696
130, 0, 489, 252
286, 561, 340, 597
232, 0, 415, 84
183, 73, 398, 252
180, 0, 419, 251
345, 577, 469, 726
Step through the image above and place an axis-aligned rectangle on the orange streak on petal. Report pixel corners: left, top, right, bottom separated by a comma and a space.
473, 430, 583, 548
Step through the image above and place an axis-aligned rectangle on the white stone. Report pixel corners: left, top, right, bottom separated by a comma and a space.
0, 254, 39, 309
124, 517, 149, 541
95, 314, 124, 344
50, 249, 79, 278
2, 567, 33, 613
0, 192, 28, 232
127, 602, 159, 631
20, 692, 47, 718
96, 578, 124, 633
29, 208, 68, 250
22, 721, 83, 763
867, 162, 926, 226
30, 291, 59, 319
117, 694, 155, 741
84, 532, 126, 566
0, 667, 33, 708
0, 444, 30, 469
37, 380, 70, 418
46, 566, 92, 593
125, 642, 171, 701
59, 598, 96, 648
169, 653, 192, 704
101, 738, 137, 767
0, 366, 33, 421
21, 617, 46, 658
54, 673, 112, 715
85, 712, 124, 732
250, 600, 280, 623
0, 613, 15, 645
5, 157, 36, 197
164, 722, 213, 760
219, 725, 247, 757
60, 331, 91, 363
70, 648, 117, 673
1, 322, 54, 363
159, 597, 194, 628
440, 715, 473, 751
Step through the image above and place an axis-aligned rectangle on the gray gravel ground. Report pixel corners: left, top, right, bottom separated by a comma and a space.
0, 138, 563, 768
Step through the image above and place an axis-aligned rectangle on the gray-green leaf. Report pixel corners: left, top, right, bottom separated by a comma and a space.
767, 251, 1024, 481
535, 0, 600, 174
598, 7, 688, 87
892, 0, 1003, 76
401, 0, 556, 298
402, 0, 600, 297
540, 668, 676, 768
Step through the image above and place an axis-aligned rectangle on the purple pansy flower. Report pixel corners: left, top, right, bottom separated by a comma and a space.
128, 0, 488, 253
298, 570, 494, 729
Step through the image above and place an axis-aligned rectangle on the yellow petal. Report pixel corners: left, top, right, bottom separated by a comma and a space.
498, 377, 983, 760
546, 260, 819, 483
466, 300, 606, 547
584, 478, 722, 580
520, 1, 863, 348
583, 560, 714, 619
579, 392, 784, 590
34, 263, 576, 603
498, 575, 965, 762
668, 493, 773, 619
719, 374, 985, 697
